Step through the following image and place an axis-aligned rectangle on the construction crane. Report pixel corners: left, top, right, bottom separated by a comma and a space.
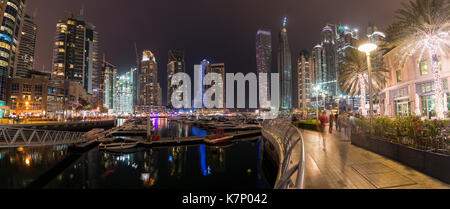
134, 42, 139, 71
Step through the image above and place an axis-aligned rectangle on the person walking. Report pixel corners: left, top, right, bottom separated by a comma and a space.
335, 113, 340, 132
349, 113, 356, 138
341, 114, 349, 139
318, 112, 328, 151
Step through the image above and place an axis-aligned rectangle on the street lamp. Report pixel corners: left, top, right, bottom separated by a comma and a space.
25, 101, 30, 124
314, 85, 321, 119
358, 42, 377, 128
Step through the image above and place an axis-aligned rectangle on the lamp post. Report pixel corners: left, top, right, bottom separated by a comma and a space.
314, 85, 320, 119
25, 101, 30, 124
358, 43, 377, 128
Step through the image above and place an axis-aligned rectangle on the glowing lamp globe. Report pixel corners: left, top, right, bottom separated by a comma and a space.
358, 43, 377, 54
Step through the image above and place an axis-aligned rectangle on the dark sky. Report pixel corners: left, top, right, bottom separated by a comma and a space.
27, 0, 405, 106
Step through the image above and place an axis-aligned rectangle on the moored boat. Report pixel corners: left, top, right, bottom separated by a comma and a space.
99, 142, 139, 151
203, 134, 233, 145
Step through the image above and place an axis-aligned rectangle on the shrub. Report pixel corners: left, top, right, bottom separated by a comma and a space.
355, 116, 449, 154
295, 120, 319, 131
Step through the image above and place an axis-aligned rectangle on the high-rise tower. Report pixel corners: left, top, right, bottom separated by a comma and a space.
278, 17, 292, 110
320, 24, 338, 98
167, 50, 185, 107
256, 30, 272, 101
51, 12, 99, 95
102, 60, 117, 111
138, 50, 161, 109
0, 0, 26, 101
206, 63, 225, 108
298, 50, 312, 110
15, 13, 37, 78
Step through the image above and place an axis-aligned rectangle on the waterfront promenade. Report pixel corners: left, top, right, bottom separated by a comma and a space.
301, 129, 449, 189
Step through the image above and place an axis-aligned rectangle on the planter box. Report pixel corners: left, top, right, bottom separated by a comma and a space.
424, 151, 450, 184
297, 123, 319, 132
351, 133, 369, 149
352, 134, 450, 184
397, 144, 425, 171
372, 138, 398, 160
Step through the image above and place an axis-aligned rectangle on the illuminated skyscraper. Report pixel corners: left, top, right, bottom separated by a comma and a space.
15, 14, 37, 78
336, 25, 359, 96
0, 0, 26, 101
320, 24, 338, 99
115, 73, 134, 115
367, 23, 385, 70
102, 60, 117, 111
278, 17, 292, 110
130, 67, 138, 109
206, 63, 225, 107
312, 24, 360, 109
51, 12, 100, 95
138, 50, 161, 110
298, 50, 312, 110
194, 59, 209, 108
256, 30, 272, 101
167, 50, 184, 107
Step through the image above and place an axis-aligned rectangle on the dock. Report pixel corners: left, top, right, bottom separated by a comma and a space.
141, 130, 261, 147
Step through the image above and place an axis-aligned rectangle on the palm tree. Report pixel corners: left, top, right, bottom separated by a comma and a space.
385, 0, 450, 119
338, 49, 388, 116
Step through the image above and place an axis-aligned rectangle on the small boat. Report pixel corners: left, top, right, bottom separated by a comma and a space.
99, 142, 139, 151
203, 134, 233, 145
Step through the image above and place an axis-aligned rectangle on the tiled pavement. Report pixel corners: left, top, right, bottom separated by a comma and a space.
300, 128, 450, 189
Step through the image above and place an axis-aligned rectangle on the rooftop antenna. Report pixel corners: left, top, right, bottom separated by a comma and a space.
134, 42, 140, 70
32, 8, 38, 19
80, 3, 85, 16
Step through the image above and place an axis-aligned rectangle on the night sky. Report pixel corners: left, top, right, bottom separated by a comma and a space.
27, 0, 405, 106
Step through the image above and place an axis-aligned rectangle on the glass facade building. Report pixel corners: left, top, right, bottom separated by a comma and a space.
167, 50, 184, 107
278, 18, 292, 110
102, 60, 117, 111
115, 73, 134, 115
15, 13, 36, 78
297, 50, 312, 110
0, 0, 26, 102
51, 12, 100, 96
256, 30, 272, 102
138, 50, 162, 110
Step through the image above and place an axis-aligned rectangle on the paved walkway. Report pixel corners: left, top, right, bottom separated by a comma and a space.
301, 127, 449, 189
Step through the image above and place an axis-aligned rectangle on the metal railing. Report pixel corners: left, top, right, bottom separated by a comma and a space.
0, 127, 86, 148
261, 118, 306, 189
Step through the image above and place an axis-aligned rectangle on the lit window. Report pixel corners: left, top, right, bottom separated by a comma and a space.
420, 60, 428, 75
396, 70, 402, 82
0, 60, 8, 67
0, 42, 11, 50
3, 13, 15, 22
7, 2, 18, 10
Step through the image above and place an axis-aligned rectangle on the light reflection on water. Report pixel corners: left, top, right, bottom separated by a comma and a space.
0, 145, 69, 189
0, 118, 271, 189
46, 118, 270, 189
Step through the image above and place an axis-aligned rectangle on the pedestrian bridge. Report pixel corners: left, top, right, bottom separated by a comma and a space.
0, 126, 86, 148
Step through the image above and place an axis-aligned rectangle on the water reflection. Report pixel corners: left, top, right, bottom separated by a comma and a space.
0, 145, 69, 188
46, 141, 267, 189
45, 118, 270, 189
